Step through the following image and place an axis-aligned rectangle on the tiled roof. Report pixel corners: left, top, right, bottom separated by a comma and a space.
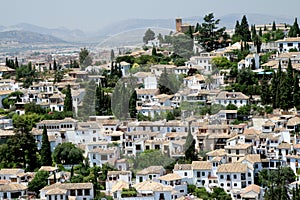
287, 117, 300, 126
173, 164, 192, 171
0, 183, 27, 192
0, 168, 24, 175
39, 166, 58, 172
206, 149, 226, 157
192, 161, 212, 170
158, 173, 182, 181
107, 171, 131, 176
217, 163, 249, 173
215, 91, 249, 100
133, 180, 172, 192
241, 184, 261, 195
111, 180, 129, 192
136, 166, 165, 175
46, 188, 67, 195
277, 142, 291, 149
239, 154, 262, 164
225, 143, 252, 150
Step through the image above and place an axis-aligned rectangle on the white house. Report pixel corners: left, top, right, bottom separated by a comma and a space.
192, 161, 213, 187
215, 91, 249, 108
217, 163, 254, 193
276, 37, 300, 53
136, 166, 165, 183
40, 182, 94, 200
0, 183, 27, 199
106, 171, 132, 195
173, 164, 193, 184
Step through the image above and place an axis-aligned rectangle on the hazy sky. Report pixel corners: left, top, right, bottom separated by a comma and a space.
1, 0, 299, 31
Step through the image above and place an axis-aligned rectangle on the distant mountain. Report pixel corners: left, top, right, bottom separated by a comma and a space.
96, 18, 175, 37
96, 13, 295, 38
3, 23, 86, 42
0, 30, 66, 44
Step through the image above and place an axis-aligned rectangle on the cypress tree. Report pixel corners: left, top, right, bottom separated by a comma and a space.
184, 122, 197, 162
259, 28, 263, 37
272, 21, 276, 31
40, 125, 52, 166
95, 84, 103, 116
64, 85, 73, 113
240, 15, 251, 41
293, 73, 300, 110
110, 49, 115, 62
15, 57, 19, 68
129, 90, 137, 118
289, 18, 300, 37
286, 59, 294, 108
53, 59, 57, 71
234, 20, 241, 35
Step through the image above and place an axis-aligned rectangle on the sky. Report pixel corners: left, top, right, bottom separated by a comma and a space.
1, 0, 299, 31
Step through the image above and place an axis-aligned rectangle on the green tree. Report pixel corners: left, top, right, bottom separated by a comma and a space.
184, 123, 197, 163
64, 84, 73, 113
28, 170, 49, 196
129, 90, 137, 118
240, 15, 251, 42
289, 18, 300, 37
272, 21, 276, 31
131, 150, 174, 170
143, 29, 155, 44
196, 13, 227, 52
226, 103, 238, 110
158, 67, 180, 95
293, 73, 300, 110
40, 125, 52, 166
79, 48, 93, 68
52, 142, 84, 165
78, 80, 96, 120
110, 49, 115, 61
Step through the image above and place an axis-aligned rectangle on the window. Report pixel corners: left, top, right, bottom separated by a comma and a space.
220, 183, 224, 187
184, 172, 187, 176
77, 190, 83, 196
233, 174, 237, 179
220, 175, 224, 179
248, 172, 251, 177
234, 183, 237, 187
248, 181, 252, 184
288, 43, 293, 47
227, 183, 230, 187
197, 172, 201, 177
202, 172, 205, 176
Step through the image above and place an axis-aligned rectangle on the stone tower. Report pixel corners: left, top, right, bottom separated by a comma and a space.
176, 18, 182, 32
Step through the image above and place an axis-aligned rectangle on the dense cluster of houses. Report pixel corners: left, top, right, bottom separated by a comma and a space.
2, 22, 300, 200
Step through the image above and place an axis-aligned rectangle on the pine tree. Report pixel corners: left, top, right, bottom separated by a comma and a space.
64, 85, 73, 113
40, 125, 52, 166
